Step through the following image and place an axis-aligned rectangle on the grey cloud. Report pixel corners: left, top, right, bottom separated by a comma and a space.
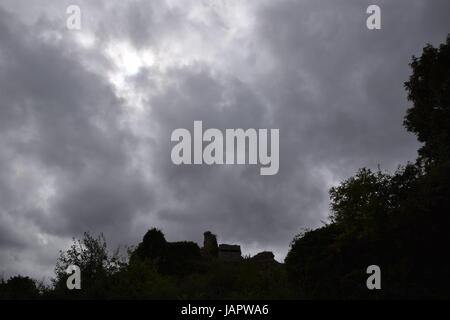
0, 6, 155, 276
1, 0, 450, 277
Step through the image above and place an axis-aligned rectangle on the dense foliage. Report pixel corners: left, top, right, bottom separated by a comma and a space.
286, 36, 450, 299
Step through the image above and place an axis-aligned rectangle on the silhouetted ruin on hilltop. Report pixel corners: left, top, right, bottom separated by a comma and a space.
201, 231, 279, 266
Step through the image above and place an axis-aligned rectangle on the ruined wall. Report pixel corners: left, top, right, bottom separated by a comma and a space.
218, 244, 242, 261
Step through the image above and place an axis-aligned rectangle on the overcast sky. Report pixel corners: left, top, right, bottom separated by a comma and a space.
1, 0, 449, 281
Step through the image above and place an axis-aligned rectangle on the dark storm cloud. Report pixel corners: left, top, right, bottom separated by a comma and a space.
139, 0, 450, 252
1, 0, 450, 278
139, 64, 325, 249
254, 0, 450, 172
0, 5, 155, 277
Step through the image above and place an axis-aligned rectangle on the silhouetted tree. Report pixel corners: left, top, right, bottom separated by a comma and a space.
131, 228, 203, 276
51, 232, 124, 299
286, 35, 450, 299
404, 35, 450, 167
132, 228, 167, 261
0, 276, 40, 300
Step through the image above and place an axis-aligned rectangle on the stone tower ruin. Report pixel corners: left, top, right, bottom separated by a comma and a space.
202, 231, 218, 257
202, 231, 242, 261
